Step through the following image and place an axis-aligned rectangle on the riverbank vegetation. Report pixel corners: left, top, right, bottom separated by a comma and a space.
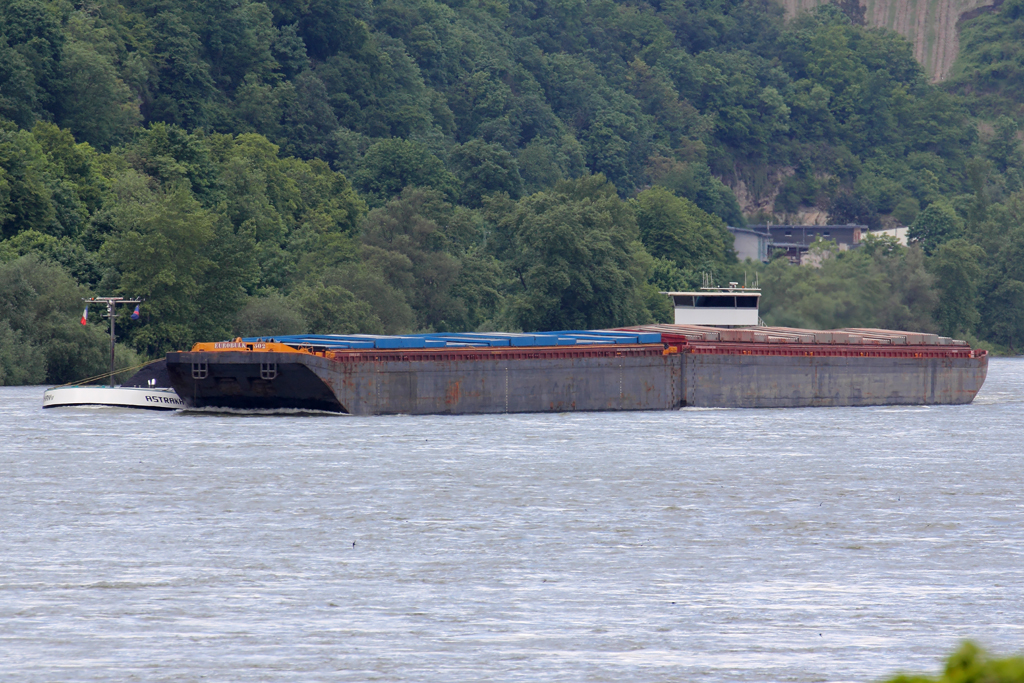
2, 0, 1023, 384
882, 642, 1024, 683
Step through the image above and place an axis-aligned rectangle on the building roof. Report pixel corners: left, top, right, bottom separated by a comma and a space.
726, 226, 772, 237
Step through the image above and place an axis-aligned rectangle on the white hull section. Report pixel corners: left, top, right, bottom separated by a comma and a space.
42, 386, 185, 410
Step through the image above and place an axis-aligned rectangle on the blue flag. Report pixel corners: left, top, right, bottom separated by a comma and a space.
130, 304, 140, 320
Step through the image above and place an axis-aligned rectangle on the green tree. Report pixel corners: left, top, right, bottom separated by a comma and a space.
101, 179, 256, 355
492, 175, 654, 331
985, 116, 1024, 174
909, 200, 965, 256
147, 12, 217, 128
0, 0, 65, 117
289, 269, 385, 335
266, 0, 369, 61
982, 280, 1024, 351
756, 247, 927, 331
648, 159, 746, 227
860, 233, 903, 258
353, 138, 456, 206
360, 188, 463, 330
31, 122, 108, 214
446, 249, 505, 331
979, 214, 1024, 350
0, 254, 140, 384
0, 127, 56, 238
634, 186, 734, 277
893, 196, 920, 226
279, 72, 339, 160
929, 238, 984, 337
58, 40, 141, 148
202, 1, 277, 91
874, 244, 938, 332
0, 34, 39, 127
0, 228, 101, 286
0, 318, 45, 385
233, 294, 307, 337
951, 0, 1024, 117
449, 140, 523, 208
120, 123, 219, 202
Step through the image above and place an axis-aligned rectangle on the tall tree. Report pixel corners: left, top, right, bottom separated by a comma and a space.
101, 177, 256, 355
634, 186, 734, 278
492, 175, 654, 331
353, 138, 456, 206
929, 238, 984, 337
909, 200, 965, 256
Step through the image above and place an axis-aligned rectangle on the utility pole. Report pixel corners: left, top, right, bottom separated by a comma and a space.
83, 297, 142, 380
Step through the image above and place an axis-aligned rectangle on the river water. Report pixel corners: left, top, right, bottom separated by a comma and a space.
1, 359, 1022, 682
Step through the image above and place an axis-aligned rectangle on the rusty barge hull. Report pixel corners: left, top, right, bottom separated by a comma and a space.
682, 349, 985, 407
164, 326, 988, 414
166, 345, 682, 415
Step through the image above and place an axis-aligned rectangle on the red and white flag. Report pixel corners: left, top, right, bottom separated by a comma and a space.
80, 307, 88, 325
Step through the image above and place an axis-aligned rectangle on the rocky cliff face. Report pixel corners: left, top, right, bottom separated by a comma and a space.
781, 0, 995, 81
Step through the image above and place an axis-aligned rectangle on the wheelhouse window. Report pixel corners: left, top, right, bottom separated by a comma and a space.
736, 296, 758, 308
695, 296, 736, 308
672, 295, 761, 308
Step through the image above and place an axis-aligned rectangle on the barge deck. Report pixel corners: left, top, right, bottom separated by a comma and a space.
164, 326, 988, 414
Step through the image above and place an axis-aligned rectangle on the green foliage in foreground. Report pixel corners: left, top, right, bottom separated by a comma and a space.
884, 642, 1024, 683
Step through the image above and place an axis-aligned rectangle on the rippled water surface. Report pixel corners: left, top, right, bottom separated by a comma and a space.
2, 359, 1023, 682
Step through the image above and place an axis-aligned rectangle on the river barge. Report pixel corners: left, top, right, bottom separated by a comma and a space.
163, 325, 987, 414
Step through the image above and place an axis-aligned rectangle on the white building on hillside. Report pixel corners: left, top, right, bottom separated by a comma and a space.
867, 226, 909, 245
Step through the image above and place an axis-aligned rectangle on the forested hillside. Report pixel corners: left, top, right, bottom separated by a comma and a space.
2, 0, 1023, 384
780, 0, 993, 82
949, 0, 1024, 118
